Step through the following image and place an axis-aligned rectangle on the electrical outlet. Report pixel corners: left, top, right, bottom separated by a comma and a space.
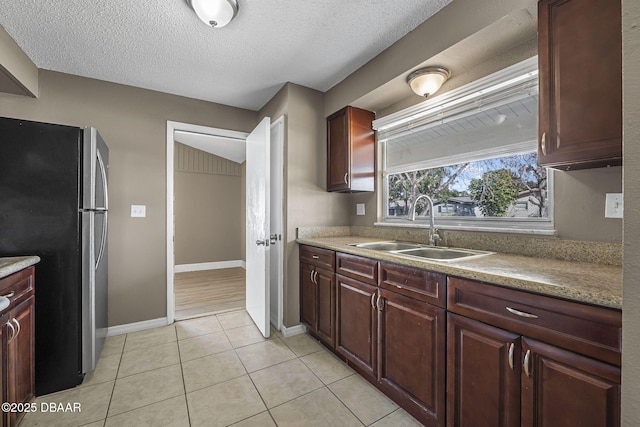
605, 193, 623, 218
356, 203, 366, 216
131, 205, 146, 218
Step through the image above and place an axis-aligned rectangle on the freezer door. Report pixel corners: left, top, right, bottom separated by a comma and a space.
81, 210, 108, 373
82, 128, 109, 210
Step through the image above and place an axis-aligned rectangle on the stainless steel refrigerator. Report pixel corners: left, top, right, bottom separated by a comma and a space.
0, 117, 108, 395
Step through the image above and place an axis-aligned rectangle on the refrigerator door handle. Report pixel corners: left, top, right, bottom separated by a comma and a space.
96, 146, 109, 210
96, 211, 108, 270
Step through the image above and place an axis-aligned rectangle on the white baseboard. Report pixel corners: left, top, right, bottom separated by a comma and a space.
280, 323, 307, 338
107, 317, 169, 336
174, 260, 246, 273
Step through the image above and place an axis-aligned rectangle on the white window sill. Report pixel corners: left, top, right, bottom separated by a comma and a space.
374, 221, 557, 236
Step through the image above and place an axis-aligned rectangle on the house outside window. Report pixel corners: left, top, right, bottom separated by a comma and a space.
373, 57, 554, 234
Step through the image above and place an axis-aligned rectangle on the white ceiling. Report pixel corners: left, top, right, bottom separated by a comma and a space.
0, 0, 452, 111
174, 130, 246, 163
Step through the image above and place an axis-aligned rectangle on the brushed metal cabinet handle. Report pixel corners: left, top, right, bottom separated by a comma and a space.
0, 291, 15, 299
12, 318, 20, 339
6, 320, 15, 344
376, 294, 384, 311
370, 293, 376, 310
508, 343, 514, 370
312, 255, 319, 259
506, 306, 538, 319
524, 349, 531, 377
541, 132, 547, 156
313, 271, 318, 284
310, 270, 315, 284
344, 172, 349, 185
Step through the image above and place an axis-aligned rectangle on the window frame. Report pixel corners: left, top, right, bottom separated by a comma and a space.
373, 57, 555, 235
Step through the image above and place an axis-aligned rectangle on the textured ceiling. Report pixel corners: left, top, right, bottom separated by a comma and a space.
0, 0, 452, 111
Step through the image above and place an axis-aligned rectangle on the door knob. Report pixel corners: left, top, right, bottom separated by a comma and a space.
256, 239, 269, 246
270, 234, 280, 244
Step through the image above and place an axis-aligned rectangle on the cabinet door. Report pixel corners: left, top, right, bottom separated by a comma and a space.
326, 106, 375, 192
7, 296, 35, 427
447, 313, 521, 427
521, 337, 620, 427
327, 108, 350, 192
537, 0, 622, 169
315, 268, 335, 347
378, 289, 445, 427
300, 262, 317, 333
336, 274, 377, 378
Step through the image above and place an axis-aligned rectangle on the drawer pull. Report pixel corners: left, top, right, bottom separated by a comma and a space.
506, 306, 538, 319
524, 349, 531, 377
508, 343, 514, 370
0, 291, 15, 299
312, 255, 319, 259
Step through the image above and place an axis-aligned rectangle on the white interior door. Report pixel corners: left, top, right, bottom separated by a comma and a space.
269, 117, 284, 331
246, 117, 271, 337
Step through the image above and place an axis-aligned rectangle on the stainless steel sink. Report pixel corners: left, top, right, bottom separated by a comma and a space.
350, 241, 421, 251
399, 247, 491, 261
349, 241, 492, 262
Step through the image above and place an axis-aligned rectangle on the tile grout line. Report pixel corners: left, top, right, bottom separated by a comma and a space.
101, 332, 127, 426
174, 320, 193, 427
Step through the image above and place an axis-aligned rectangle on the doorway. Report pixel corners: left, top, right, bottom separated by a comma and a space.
165, 119, 284, 328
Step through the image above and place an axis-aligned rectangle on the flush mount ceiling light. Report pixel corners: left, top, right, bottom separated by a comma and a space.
188, 0, 238, 28
407, 67, 450, 98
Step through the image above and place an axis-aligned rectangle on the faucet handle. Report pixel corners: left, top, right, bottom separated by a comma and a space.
431, 229, 442, 246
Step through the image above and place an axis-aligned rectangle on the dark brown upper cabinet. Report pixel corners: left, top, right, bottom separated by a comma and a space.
537, 0, 622, 170
327, 106, 375, 192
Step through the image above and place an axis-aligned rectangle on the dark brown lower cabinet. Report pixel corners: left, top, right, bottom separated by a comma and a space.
300, 262, 336, 347
336, 274, 378, 378
521, 337, 620, 427
6, 297, 35, 427
378, 288, 445, 427
447, 313, 521, 427
448, 313, 621, 427
0, 267, 36, 427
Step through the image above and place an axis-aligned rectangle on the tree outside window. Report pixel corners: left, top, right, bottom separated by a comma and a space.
387, 152, 548, 220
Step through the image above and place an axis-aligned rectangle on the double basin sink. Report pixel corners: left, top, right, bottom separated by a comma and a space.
349, 241, 493, 262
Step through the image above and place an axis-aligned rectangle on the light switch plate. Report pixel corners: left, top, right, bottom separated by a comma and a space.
605, 193, 623, 218
131, 204, 146, 218
356, 203, 366, 216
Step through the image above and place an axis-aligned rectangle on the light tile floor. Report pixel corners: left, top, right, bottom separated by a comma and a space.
21, 310, 424, 427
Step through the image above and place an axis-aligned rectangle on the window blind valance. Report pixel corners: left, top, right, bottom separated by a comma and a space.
374, 57, 539, 173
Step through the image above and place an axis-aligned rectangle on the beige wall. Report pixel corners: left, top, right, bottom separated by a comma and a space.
174, 143, 242, 264
622, 0, 640, 423
0, 70, 257, 326
260, 83, 351, 327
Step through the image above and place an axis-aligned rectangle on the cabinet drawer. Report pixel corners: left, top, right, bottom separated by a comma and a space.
300, 245, 335, 271
0, 267, 35, 314
336, 252, 377, 285
379, 262, 445, 308
447, 277, 621, 366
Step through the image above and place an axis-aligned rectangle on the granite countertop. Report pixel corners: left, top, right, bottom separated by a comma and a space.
0, 256, 41, 280
297, 236, 622, 310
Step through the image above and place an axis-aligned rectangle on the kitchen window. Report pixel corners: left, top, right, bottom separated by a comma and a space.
374, 57, 554, 234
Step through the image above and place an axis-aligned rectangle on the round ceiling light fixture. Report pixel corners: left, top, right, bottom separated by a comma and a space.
188, 0, 238, 28
406, 67, 450, 98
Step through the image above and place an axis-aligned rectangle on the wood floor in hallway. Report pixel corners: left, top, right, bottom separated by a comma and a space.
174, 267, 245, 320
